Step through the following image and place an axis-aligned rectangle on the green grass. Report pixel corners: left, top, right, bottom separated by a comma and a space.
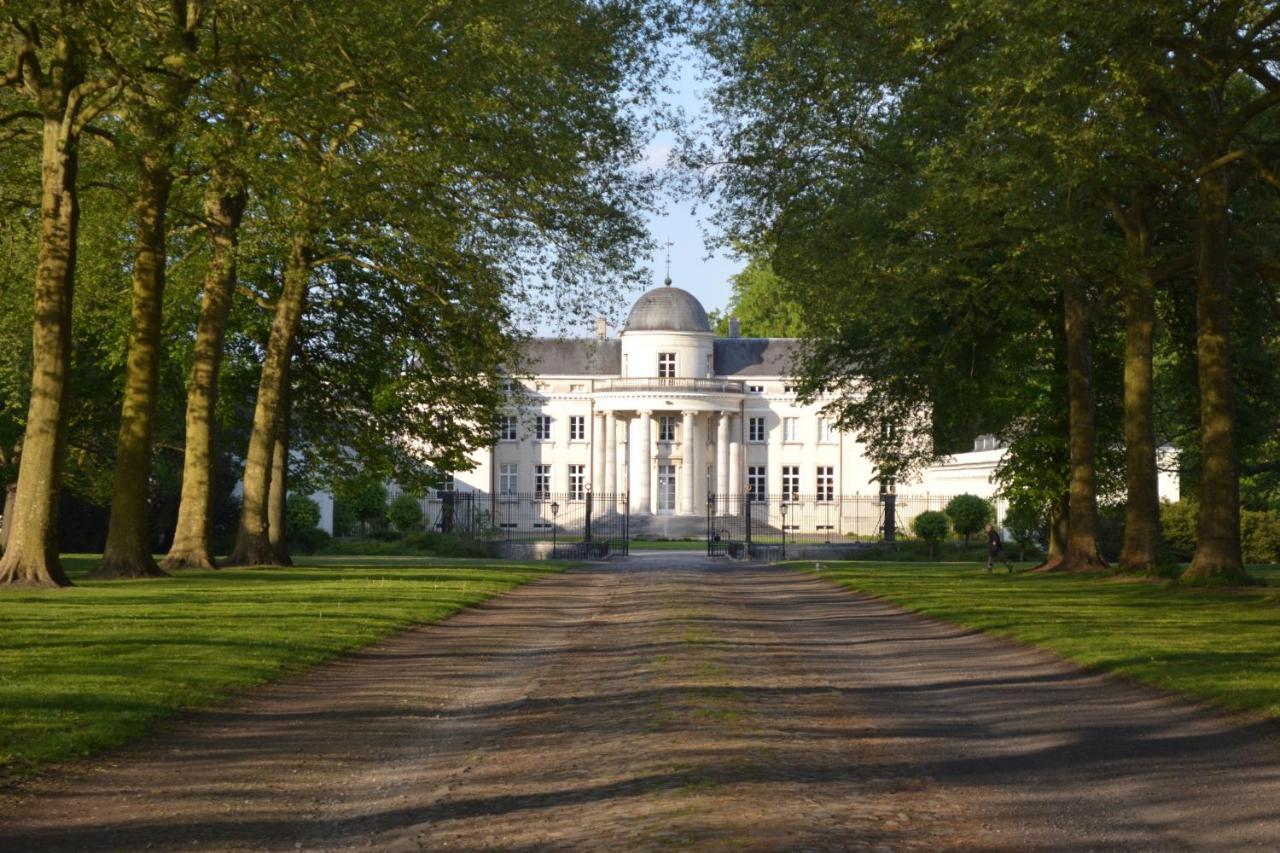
799, 560, 1280, 719
629, 540, 707, 551
0, 554, 561, 779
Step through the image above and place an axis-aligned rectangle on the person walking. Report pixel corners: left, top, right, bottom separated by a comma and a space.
986, 523, 1014, 573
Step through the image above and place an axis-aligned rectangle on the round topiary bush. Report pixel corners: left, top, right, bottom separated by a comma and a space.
911, 510, 950, 558
388, 493, 425, 533
1002, 499, 1043, 561
944, 493, 994, 545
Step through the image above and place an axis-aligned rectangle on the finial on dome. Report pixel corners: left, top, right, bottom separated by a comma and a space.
664, 275, 672, 286
664, 239, 673, 286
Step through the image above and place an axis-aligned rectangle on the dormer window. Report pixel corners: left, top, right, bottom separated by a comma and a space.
658, 352, 676, 378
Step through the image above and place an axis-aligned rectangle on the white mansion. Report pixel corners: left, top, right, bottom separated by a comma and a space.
445, 281, 1017, 535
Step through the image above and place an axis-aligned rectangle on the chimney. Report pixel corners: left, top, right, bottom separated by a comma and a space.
728, 316, 741, 338
594, 316, 607, 339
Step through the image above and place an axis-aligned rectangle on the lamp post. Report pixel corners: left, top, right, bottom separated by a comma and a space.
550, 500, 560, 558
779, 501, 788, 561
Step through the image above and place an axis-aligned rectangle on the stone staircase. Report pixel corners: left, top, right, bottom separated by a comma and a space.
626, 513, 706, 541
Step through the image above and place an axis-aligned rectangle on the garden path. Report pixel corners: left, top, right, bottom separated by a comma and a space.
2, 552, 1279, 850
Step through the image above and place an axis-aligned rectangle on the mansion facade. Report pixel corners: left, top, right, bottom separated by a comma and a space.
450, 282, 1009, 533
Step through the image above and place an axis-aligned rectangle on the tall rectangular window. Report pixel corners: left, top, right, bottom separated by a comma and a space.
568, 464, 585, 499
818, 417, 834, 443
783, 417, 800, 441
658, 352, 676, 377
569, 415, 585, 441
499, 463, 518, 494
499, 415, 517, 441
534, 464, 551, 498
816, 466, 834, 502
747, 466, 766, 500
658, 415, 676, 442
535, 415, 552, 441
782, 465, 800, 500
748, 416, 766, 442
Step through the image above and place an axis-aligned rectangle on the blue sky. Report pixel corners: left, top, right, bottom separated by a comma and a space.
637, 48, 739, 326
547, 43, 741, 337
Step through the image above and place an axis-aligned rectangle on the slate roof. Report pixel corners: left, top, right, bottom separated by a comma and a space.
623, 286, 711, 333
520, 338, 621, 375
714, 338, 800, 377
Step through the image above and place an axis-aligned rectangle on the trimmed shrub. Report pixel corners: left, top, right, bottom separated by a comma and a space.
389, 493, 425, 533
1002, 500, 1043, 561
1159, 499, 1198, 562
944, 494, 994, 545
911, 510, 949, 558
290, 526, 331, 555
286, 493, 321, 535
1242, 509, 1280, 565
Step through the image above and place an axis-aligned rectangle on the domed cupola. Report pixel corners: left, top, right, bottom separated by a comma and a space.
623, 280, 711, 333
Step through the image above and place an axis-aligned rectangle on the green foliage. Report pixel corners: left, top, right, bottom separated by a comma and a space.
333, 477, 388, 534
288, 526, 332, 556
1160, 500, 1199, 562
1002, 500, 1044, 561
1, 1, 669, 564
286, 494, 321, 535
1242, 510, 1280, 565
716, 255, 805, 337
944, 494, 994, 545
388, 494, 425, 533
910, 510, 949, 558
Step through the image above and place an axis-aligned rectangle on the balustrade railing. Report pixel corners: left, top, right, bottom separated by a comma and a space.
596, 377, 744, 394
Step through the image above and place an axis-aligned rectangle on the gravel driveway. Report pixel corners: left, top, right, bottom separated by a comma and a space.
2, 552, 1278, 851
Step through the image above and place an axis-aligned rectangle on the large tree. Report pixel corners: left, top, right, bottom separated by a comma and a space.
93, 0, 206, 579
0, 5, 122, 586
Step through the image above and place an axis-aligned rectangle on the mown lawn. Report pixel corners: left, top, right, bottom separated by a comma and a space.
799, 560, 1280, 719
630, 540, 707, 551
0, 555, 561, 778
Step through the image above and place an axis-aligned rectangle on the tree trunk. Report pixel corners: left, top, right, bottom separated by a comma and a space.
227, 235, 311, 566
1, 482, 17, 554
1062, 278, 1107, 572
93, 158, 175, 579
1118, 234, 1161, 574
1034, 494, 1069, 572
267, 378, 293, 566
0, 102, 82, 588
1184, 164, 1247, 583
163, 173, 247, 570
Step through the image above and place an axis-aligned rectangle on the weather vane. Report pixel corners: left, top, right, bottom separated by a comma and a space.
664, 240, 673, 285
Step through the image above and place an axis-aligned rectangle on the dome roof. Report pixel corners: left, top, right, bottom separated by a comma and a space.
623, 284, 711, 333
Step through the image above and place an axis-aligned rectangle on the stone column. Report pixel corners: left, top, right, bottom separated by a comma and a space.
636, 410, 652, 514
604, 411, 617, 507
682, 410, 697, 514
729, 413, 743, 498
592, 413, 605, 495
716, 412, 731, 499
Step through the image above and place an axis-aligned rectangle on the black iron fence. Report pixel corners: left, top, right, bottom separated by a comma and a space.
706, 493, 1006, 556
378, 489, 630, 558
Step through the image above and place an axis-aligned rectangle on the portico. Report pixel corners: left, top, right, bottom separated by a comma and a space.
592, 395, 743, 516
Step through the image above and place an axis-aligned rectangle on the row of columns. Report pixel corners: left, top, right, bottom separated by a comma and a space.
590, 409, 743, 515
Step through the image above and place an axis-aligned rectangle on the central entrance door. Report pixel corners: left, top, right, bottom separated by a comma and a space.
657, 464, 677, 513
